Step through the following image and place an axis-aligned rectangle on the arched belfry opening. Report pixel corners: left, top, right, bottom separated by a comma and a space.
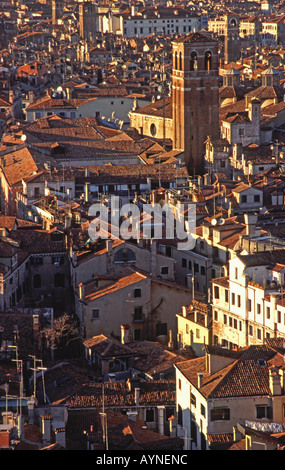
190, 51, 198, 71
205, 51, 212, 71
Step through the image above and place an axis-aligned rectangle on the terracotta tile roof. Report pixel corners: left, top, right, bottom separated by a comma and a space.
83, 334, 135, 358
83, 269, 147, 303
0, 146, 38, 187
64, 380, 176, 408
26, 95, 97, 111
66, 409, 183, 450
176, 344, 283, 399
130, 96, 172, 119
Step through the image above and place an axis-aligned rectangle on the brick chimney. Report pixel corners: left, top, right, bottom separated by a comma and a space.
41, 413, 52, 446
55, 427, 66, 448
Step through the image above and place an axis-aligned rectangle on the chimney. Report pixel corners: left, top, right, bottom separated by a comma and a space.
106, 239, 112, 253
168, 329, 174, 349
157, 406, 165, 435
168, 415, 178, 438
182, 306, 187, 317
84, 182, 90, 203
233, 426, 242, 442
269, 368, 282, 396
27, 395, 36, 424
121, 324, 131, 344
135, 387, 140, 406
41, 413, 52, 446
197, 373, 203, 389
244, 213, 258, 237
55, 427, 66, 448
78, 283, 85, 300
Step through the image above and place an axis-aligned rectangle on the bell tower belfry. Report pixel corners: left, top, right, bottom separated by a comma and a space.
224, 15, 240, 64
172, 33, 220, 175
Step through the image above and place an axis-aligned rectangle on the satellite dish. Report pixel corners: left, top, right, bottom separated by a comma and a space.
218, 218, 225, 225
21, 134, 26, 141
211, 219, 217, 226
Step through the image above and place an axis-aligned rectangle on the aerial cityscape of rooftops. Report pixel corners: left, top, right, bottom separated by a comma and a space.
0, 0, 284, 453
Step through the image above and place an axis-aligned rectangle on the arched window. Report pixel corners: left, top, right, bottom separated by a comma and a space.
190, 51, 197, 71
205, 51, 212, 71
150, 123, 157, 136
174, 51, 178, 70
179, 51, 182, 70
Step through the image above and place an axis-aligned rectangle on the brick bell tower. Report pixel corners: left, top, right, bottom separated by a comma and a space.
172, 33, 220, 175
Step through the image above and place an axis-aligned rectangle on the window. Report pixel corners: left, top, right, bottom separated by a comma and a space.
191, 420, 197, 445
201, 266, 205, 276
182, 258, 187, 268
161, 266, 169, 275
134, 328, 141, 341
33, 274, 41, 289
266, 306, 270, 319
237, 295, 241, 308
134, 306, 143, 322
248, 299, 252, 312
256, 405, 272, 420
194, 263, 199, 273
257, 303, 261, 314
225, 289, 229, 302
223, 314, 227, 325
257, 328, 262, 340
150, 123, 157, 136
232, 293, 235, 305
201, 404, 206, 417
145, 409, 155, 422
134, 288, 141, 298
241, 195, 247, 203
210, 408, 230, 421
92, 308, 99, 319
249, 324, 253, 336
214, 310, 218, 322
214, 286, 219, 299
54, 273, 64, 288
156, 322, 167, 336
190, 393, 196, 407
31, 257, 43, 265
235, 267, 238, 279
277, 310, 281, 323
52, 256, 64, 265
196, 328, 200, 339
254, 195, 260, 202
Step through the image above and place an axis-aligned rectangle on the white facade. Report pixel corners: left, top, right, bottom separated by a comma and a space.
212, 253, 285, 348
122, 13, 200, 38
25, 96, 149, 125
